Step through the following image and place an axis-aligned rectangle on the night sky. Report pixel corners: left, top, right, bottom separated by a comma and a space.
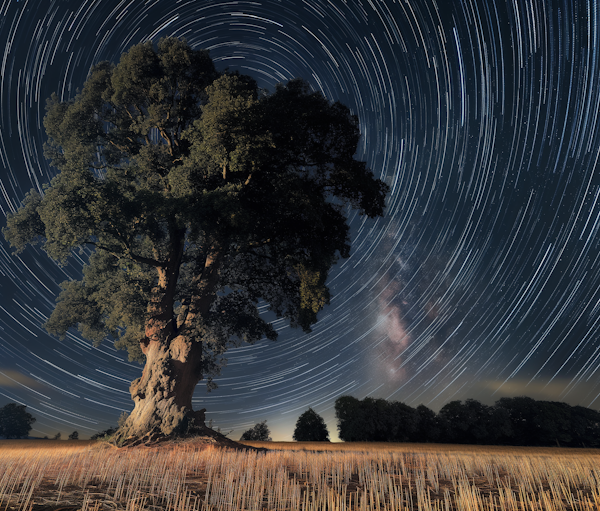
1, 0, 600, 441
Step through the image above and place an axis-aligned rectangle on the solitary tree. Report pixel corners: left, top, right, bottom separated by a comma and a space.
293, 408, 329, 441
239, 420, 271, 441
68, 430, 79, 440
0, 403, 36, 439
3, 38, 388, 445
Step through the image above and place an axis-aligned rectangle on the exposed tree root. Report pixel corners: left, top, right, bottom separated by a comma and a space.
115, 424, 267, 452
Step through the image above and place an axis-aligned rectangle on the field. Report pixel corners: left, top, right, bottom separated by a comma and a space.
0, 439, 599, 510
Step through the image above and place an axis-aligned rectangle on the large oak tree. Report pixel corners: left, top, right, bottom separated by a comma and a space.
3, 38, 388, 444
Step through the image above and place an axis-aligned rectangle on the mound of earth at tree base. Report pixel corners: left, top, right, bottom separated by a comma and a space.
114, 425, 268, 452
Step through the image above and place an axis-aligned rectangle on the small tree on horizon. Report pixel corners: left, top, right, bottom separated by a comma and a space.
0, 403, 36, 439
2, 37, 388, 445
68, 431, 79, 440
293, 408, 329, 441
239, 420, 272, 441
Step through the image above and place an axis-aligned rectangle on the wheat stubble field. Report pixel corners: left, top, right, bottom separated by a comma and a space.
0, 439, 599, 510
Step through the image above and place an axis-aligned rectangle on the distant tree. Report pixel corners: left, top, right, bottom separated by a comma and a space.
486, 406, 513, 444
2, 37, 388, 445
240, 420, 272, 441
0, 403, 36, 439
463, 399, 495, 444
68, 431, 79, 440
438, 399, 499, 444
335, 396, 363, 441
494, 397, 588, 447
533, 401, 573, 446
335, 396, 417, 442
352, 397, 390, 441
387, 400, 418, 442
438, 399, 513, 445
293, 408, 329, 441
412, 404, 441, 443
53, 432, 61, 440
337, 394, 600, 446
570, 406, 600, 447
494, 397, 540, 446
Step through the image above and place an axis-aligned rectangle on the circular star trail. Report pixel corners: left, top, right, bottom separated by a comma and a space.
1, 0, 600, 441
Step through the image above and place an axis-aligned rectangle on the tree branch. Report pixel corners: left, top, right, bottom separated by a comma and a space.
134, 104, 145, 120
127, 251, 165, 268
125, 108, 136, 122
108, 140, 128, 153
159, 128, 174, 156
86, 241, 164, 268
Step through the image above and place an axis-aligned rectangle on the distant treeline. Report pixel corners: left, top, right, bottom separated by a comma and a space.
334, 396, 600, 447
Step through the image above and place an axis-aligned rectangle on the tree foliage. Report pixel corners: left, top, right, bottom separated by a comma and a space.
0, 403, 36, 439
3, 38, 389, 392
293, 408, 329, 441
239, 420, 271, 441
437, 399, 512, 444
335, 396, 418, 442
334, 395, 600, 446
334, 396, 359, 441
413, 404, 441, 443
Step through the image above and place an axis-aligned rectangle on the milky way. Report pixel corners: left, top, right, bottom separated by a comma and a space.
1, 0, 600, 441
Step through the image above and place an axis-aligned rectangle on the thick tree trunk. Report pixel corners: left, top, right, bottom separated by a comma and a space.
114, 246, 223, 446
115, 335, 208, 445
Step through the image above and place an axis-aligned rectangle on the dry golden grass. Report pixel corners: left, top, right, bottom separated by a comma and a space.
1, 439, 599, 510
240, 440, 600, 455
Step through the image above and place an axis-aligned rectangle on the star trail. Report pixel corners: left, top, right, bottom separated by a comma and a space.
1, 0, 600, 441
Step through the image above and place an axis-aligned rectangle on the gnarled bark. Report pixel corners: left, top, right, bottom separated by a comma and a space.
114, 247, 223, 446
115, 335, 207, 445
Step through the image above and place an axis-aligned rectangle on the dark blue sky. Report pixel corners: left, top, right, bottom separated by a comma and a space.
1, 0, 600, 441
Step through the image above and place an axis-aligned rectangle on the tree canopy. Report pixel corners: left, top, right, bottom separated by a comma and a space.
334, 395, 600, 447
2, 38, 388, 442
0, 403, 36, 439
293, 408, 329, 441
4, 37, 387, 383
239, 420, 271, 441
